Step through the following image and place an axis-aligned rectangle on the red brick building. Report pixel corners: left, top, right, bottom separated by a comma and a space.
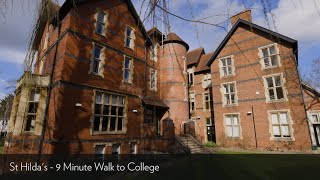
4, 0, 178, 155
206, 10, 312, 151
4, 1, 319, 154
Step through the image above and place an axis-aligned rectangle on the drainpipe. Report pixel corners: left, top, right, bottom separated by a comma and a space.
38, 20, 62, 156
251, 106, 258, 149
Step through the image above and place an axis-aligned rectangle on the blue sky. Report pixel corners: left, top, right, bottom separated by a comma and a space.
0, 0, 320, 100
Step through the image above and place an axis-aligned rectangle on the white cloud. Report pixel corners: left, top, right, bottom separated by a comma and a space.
0, 46, 26, 64
255, 0, 320, 43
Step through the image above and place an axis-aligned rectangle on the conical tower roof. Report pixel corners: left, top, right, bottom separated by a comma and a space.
161, 32, 189, 51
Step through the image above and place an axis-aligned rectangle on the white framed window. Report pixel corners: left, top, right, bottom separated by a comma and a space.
221, 82, 237, 106
187, 68, 194, 86
92, 44, 103, 74
93, 92, 125, 133
263, 74, 286, 101
202, 73, 212, 88
125, 25, 135, 49
219, 56, 234, 77
310, 112, 320, 124
123, 56, 133, 84
203, 91, 212, 111
150, 45, 157, 61
206, 117, 213, 126
189, 91, 195, 112
225, 114, 240, 138
24, 90, 40, 132
259, 44, 280, 69
130, 143, 137, 154
150, 68, 157, 91
269, 111, 292, 139
95, 10, 108, 35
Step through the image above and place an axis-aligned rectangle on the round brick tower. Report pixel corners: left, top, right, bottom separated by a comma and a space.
159, 32, 189, 134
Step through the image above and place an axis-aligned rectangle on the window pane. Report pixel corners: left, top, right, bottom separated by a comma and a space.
125, 59, 130, 68
227, 67, 232, 75
118, 118, 123, 131
273, 125, 281, 137
226, 116, 232, 125
206, 118, 211, 125
271, 113, 279, 124
112, 144, 119, 155
94, 47, 101, 58
262, 48, 269, 57
227, 58, 232, 66
28, 102, 38, 113
95, 104, 102, 115
118, 107, 124, 116
271, 55, 277, 66
229, 84, 235, 93
112, 96, 117, 105
119, 96, 124, 106
126, 28, 132, 36
102, 116, 108, 131
269, 46, 276, 55
269, 89, 275, 100
96, 23, 103, 34
231, 94, 235, 103
281, 125, 290, 137
93, 60, 100, 73
104, 95, 110, 105
223, 67, 228, 76
111, 106, 117, 115
312, 114, 319, 122
233, 126, 240, 137
97, 11, 104, 22
227, 126, 233, 137
124, 70, 130, 81
96, 93, 102, 104
224, 95, 230, 104
103, 105, 109, 115
279, 113, 288, 124
274, 76, 281, 86
94, 116, 100, 131
25, 115, 36, 132
221, 59, 226, 66
276, 87, 284, 99
126, 38, 131, 47
223, 85, 229, 93
233, 116, 239, 125
264, 58, 270, 67
110, 117, 116, 131
266, 77, 274, 87
30, 90, 40, 102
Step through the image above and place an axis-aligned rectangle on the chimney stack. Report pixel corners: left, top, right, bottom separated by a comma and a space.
230, 10, 252, 26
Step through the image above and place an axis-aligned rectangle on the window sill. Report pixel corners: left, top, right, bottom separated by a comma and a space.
91, 131, 127, 135
267, 99, 287, 103
95, 32, 106, 38
262, 66, 279, 70
91, 72, 103, 78
125, 46, 134, 51
222, 104, 238, 107
226, 136, 241, 139
123, 81, 133, 85
220, 74, 235, 78
271, 137, 293, 142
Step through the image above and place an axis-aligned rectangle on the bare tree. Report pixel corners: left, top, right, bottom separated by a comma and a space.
304, 58, 320, 91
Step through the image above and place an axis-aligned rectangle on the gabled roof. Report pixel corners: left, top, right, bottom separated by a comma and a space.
206, 19, 298, 66
53, 0, 152, 45
186, 48, 205, 66
195, 52, 214, 73
302, 83, 320, 97
161, 32, 189, 51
